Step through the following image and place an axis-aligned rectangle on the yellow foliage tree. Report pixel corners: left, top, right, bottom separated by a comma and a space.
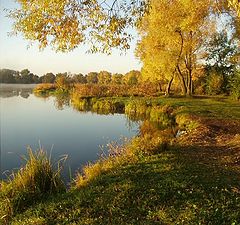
137, 0, 216, 96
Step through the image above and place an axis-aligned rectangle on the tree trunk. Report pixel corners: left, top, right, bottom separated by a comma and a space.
165, 76, 174, 96
186, 31, 193, 96
177, 65, 187, 95
158, 82, 162, 92
186, 74, 192, 96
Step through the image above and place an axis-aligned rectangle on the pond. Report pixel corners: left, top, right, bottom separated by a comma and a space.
0, 84, 138, 182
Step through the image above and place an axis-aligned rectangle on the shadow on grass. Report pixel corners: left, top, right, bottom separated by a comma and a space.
11, 145, 240, 225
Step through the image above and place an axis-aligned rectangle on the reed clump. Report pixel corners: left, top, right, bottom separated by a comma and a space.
0, 148, 65, 222
125, 100, 151, 120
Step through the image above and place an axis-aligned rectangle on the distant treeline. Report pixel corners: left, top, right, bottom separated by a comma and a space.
0, 68, 141, 86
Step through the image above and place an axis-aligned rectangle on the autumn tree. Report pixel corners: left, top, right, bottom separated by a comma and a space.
72, 73, 87, 84
98, 71, 112, 85
86, 72, 98, 84
137, 0, 216, 96
111, 73, 123, 85
123, 70, 140, 85
55, 73, 72, 91
8, 0, 239, 54
8, 0, 148, 53
6, 0, 239, 94
227, 0, 240, 17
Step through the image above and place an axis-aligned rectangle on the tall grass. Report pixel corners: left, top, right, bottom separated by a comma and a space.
74, 138, 137, 188
0, 148, 66, 223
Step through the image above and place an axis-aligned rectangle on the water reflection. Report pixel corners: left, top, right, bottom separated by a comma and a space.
1, 85, 176, 183
0, 84, 36, 99
0, 85, 138, 182
54, 94, 70, 110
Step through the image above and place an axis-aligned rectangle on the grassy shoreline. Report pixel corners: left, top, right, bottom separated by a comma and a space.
1, 94, 240, 224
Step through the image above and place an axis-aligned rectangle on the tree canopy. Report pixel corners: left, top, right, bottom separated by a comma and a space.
8, 0, 240, 53
9, 0, 147, 53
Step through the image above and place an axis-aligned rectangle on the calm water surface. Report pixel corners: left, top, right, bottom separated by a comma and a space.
0, 84, 138, 181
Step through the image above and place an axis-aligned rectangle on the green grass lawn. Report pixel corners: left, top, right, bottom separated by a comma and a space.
9, 149, 240, 224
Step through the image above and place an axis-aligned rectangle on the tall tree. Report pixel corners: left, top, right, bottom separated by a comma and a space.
20, 69, 35, 83
137, 0, 215, 96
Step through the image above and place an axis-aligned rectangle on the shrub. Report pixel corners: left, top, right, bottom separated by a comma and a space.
34, 83, 56, 95
92, 99, 125, 114
149, 105, 175, 127
125, 100, 150, 120
206, 73, 224, 95
72, 83, 161, 99
230, 70, 240, 100
175, 113, 199, 131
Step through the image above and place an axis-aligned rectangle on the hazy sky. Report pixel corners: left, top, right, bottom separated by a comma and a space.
0, 1, 141, 76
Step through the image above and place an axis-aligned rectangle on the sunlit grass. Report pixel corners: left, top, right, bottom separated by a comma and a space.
0, 148, 66, 224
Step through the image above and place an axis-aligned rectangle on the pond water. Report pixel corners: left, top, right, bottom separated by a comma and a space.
0, 84, 138, 182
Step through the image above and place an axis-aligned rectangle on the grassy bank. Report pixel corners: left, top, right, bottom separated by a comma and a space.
1, 96, 239, 224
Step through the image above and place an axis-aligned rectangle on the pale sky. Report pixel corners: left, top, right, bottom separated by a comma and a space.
0, 1, 142, 76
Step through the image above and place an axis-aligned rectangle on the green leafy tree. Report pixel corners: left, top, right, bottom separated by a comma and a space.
20, 69, 35, 83
42, 72, 56, 83
205, 32, 239, 94
32, 74, 40, 83
0, 69, 18, 83
72, 73, 87, 84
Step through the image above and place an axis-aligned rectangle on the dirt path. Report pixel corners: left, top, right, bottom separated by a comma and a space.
178, 118, 240, 171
